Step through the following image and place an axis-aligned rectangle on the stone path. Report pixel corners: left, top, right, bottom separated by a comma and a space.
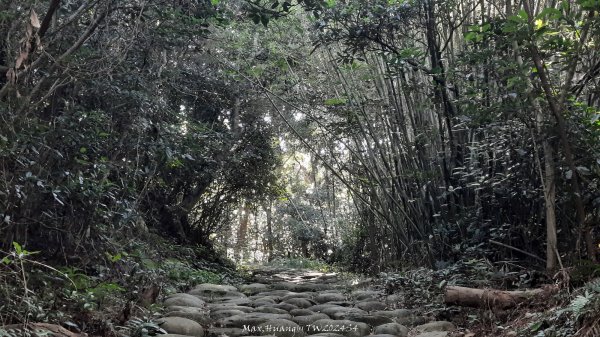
158, 268, 457, 337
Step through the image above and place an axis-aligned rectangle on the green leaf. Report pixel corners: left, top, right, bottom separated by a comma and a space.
578, 0, 600, 10
251, 13, 260, 25
260, 15, 269, 27
79, 147, 87, 154
75, 158, 90, 165
502, 23, 517, 33
106, 252, 123, 262
518, 9, 529, 20
211, 0, 220, 5
1, 256, 11, 264
508, 10, 528, 24
530, 321, 543, 332
569, 294, 591, 318
536, 7, 562, 20
324, 98, 347, 106
535, 19, 545, 30
464, 31, 478, 42
12, 241, 22, 255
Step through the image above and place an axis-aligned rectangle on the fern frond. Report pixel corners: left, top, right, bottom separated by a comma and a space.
0, 328, 33, 337
585, 278, 600, 293
125, 317, 167, 337
570, 293, 592, 319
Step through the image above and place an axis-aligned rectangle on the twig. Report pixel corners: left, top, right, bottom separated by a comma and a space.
489, 240, 546, 263
554, 246, 571, 293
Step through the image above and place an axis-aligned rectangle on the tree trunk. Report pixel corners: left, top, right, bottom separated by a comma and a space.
424, 0, 460, 224
235, 203, 250, 262
265, 202, 274, 262
523, 1, 596, 262
231, 96, 241, 133
444, 286, 556, 309
301, 240, 310, 258
511, 20, 560, 270
530, 44, 592, 261
159, 205, 188, 242
368, 192, 381, 274
543, 141, 558, 270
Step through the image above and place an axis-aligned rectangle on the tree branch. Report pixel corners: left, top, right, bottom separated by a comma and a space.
38, 0, 62, 39
16, 7, 111, 113
489, 240, 545, 263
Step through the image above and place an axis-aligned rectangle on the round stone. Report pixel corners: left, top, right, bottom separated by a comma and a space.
165, 306, 211, 325
240, 283, 269, 295
290, 309, 315, 316
282, 292, 316, 301
189, 284, 238, 295
164, 293, 206, 308
272, 303, 300, 312
415, 321, 455, 332
344, 314, 393, 327
211, 309, 248, 320
373, 323, 408, 337
158, 317, 204, 337
292, 313, 330, 327
254, 306, 290, 314
355, 301, 387, 312
283, 298, 314, 309
314, 293, 346, 304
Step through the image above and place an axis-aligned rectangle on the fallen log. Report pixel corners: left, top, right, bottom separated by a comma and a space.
444, 285, 557, 309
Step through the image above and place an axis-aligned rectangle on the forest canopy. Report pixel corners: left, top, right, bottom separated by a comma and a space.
1, 0, 599, 276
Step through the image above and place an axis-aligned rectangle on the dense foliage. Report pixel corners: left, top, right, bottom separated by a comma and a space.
2, 0, 600, 271
239, 0, 600, 272
1, 0, 600, 331
0, 0, 280, 262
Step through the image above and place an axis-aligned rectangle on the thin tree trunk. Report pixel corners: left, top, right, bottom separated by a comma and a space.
543, 143, 558, 270
265, 202, 274, 262
511, 23, 560, 270
235, 203, 250, 262
523, 9, 595, 261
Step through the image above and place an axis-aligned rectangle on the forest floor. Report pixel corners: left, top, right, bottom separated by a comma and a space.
139, 264, 598, 337
1, 254, 599, 337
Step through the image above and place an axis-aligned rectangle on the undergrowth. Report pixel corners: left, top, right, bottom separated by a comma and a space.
265, 257, 334, 272
0, 233, 244, 334
379, 258, 600, 337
